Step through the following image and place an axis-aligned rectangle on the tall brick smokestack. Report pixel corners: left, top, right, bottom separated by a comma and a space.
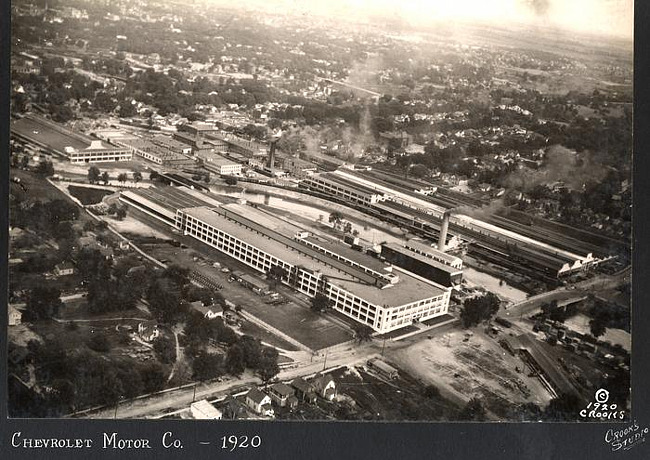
268, 140, 277, 170
438, 210, 450, 252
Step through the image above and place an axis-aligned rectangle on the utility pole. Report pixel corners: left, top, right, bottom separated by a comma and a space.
381, 337, 387, 356
193, 383, 197, 403
322, 351, 328, 371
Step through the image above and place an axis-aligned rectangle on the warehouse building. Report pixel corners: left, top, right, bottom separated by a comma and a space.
174, 203, 451, 333
203, 154, 242, 175
11, 115, 132, 163
299, 172, 387, 206
381, 242, 463, 288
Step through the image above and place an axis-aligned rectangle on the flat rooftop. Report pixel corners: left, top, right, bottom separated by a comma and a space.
180, 206, 446, 308
302, 235, 389, 273
404, 238, 462, 266
209, 154, 240, 167
313, 173, 385, 197
125, 186, 218, 212
12, 115, 91, 152
382, 242, 462, 275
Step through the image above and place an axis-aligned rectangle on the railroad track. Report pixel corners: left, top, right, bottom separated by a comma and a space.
189, 271, 223, 291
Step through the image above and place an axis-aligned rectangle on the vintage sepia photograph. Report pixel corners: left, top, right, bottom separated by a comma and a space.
7, 0, 633, 424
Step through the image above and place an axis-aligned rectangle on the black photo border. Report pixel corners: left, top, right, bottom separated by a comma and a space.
1, 1, 648, 459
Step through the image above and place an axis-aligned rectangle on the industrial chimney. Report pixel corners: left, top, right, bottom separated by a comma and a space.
267, 130, 282, 170
438, 210, 451, 252
267, 140, 277, 170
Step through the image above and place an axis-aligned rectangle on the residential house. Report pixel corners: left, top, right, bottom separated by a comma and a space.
245, 388, 274, 417
291, 377, 317, 404
267, 383, 298, 409
55, 261, 75, 276
9, 305, 23, 326
137, 321, 160, 342
312, 374, 337, 401
190, 400, 223, 419
190, 301, 223, 320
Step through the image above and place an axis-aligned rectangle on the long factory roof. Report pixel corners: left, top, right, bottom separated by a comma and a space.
180, 205, 447, 307
310, 172, 386, 197
403, 239, 463, 266
381, 242, 463, 275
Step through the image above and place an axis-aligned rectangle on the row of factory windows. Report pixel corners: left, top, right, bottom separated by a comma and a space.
303, 178, 378, 205
182, 214, 384, 329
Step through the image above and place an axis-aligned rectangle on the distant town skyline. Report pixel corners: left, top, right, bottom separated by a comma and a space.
208, 0, 633, 39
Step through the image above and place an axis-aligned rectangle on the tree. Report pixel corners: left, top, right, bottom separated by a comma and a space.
24, 284, 62, 321
257, 347, 279, 383
192, 351, 224, 381
266, 265, 287, 288
101, 172, 110, 185
311, 293, 331, 312
225, 344, 246, 376
238, 335, 262, 369
149, 171, 160, 181
88, 166, 100, 184
35, 160, 55, 177
343, 222, 353, 234
460, 293, 501, 328
458, 397, 487, 421
225, 176, 238, 186
132, 171, 142, 183
409, 164, 429, 179
87, 334, 111, 353
115, 207, 127, 220
117, 173, 128, 184
589, 318, 607, 338
423, 385, 441, 399
153, 336, 176, 364
352, 324, 373, 343
329, 211, 343, 227
544, 393, 582, 421
140, 362, 166, 393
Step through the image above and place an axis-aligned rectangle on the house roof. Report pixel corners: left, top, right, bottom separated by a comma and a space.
269, 382, 294, 397
291, 377, 313, 393
312, 374, 335, 390
56, 261, 75, 270
246, 387, 268, 404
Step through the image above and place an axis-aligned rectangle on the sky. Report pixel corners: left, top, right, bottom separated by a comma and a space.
213, 0, 633, 39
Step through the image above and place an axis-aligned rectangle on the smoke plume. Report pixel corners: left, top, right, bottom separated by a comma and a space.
504, 145, 608, 192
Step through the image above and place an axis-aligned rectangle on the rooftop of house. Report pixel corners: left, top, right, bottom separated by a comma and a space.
246, 387, 268, 404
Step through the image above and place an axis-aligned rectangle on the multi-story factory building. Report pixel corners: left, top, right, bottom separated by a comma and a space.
299, 172, 387, 206
11, 115, 132, 163
381, 242, 463, 288
174, 202, 451, 333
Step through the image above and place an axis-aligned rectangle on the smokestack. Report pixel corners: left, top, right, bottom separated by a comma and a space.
438, 211, 450, 252
268, 141, 277, 170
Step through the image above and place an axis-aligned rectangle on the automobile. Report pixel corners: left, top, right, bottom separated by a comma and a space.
221, 267, 230, 273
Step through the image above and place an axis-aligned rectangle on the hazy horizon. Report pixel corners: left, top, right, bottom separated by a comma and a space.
203, 0, 633, 40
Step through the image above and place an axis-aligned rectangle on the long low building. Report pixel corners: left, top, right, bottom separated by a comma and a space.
172, 203, 450, 333
299, 172, 387, 206
11, 114, 132, 163
381, 242, 463, 288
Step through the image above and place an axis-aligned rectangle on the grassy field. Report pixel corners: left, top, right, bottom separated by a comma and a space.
67, 185, 114, 205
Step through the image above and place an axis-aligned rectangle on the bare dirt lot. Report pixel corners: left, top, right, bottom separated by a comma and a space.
388, 328, 553, 419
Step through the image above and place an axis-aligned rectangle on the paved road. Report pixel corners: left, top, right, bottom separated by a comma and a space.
500, 268, 630, 320
82, 342, 379, 419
